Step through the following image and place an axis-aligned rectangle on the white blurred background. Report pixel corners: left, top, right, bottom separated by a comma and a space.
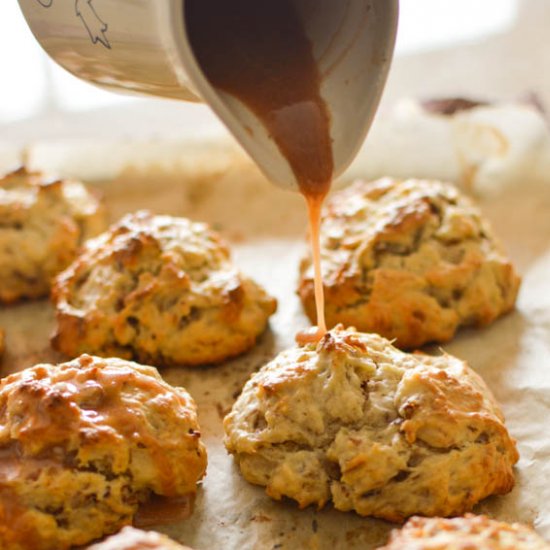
0, 0, 519, 125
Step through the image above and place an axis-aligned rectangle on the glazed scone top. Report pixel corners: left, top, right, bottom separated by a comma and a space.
299, 178, 520, 348
87, 527, 192, 550
379, 514, 550, 550
224, 326, 518, 521
0, 166, 105, 302
0, 354, 206, 496
0, 355, 207, 549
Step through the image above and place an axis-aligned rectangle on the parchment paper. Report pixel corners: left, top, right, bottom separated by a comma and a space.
1, 145, 549, 549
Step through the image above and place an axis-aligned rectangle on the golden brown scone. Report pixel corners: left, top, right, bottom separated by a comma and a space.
87, 527, 193, 550
224, 326, 518, 521
0, 166, 106, 303
0, 354, 207, 550
52, 211, 276, 367
378, 514, 550, 550
299, 178, 520, 349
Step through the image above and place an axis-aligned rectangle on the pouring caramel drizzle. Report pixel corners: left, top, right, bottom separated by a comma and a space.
186, 0, 333, 341
304, 193, 327, 341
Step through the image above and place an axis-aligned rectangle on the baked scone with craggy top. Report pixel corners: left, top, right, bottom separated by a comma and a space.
0, 354, 207, 550
87, 526, 193, 550
52, 211, 277, 366
378, 514, 550, 550
0, 166, 106, 303
299, 178, 520, 349
224, 326, 518, 521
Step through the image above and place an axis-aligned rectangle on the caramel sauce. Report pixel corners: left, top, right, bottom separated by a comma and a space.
4, 361, 196, 498
186, 0, 332, 342
0, 444, 59, 482
303, 193, 327, 338
89, 366, 185, 497
0, 360, 205, 543
0, 445, 23, 482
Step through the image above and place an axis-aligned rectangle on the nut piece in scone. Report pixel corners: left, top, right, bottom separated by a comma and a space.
224, 326, 518, 521
52, 211, 277, 367
0, 166, 106, 303
0, 354, 207, 550
298, 178, 520, 349
378, 514, 550, 550
87, 526, 193, 550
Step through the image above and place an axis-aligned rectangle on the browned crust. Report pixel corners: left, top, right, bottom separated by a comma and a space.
0, 166, 106, 304
0, 354, 207, 550
299, 178, 521, 349
224, 326, 519, 521
52, 211, 276, 367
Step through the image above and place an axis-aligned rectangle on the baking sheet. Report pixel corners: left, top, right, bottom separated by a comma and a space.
1, 147, 550, 549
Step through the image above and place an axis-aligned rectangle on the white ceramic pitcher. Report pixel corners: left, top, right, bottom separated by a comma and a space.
17, 0, 398, 191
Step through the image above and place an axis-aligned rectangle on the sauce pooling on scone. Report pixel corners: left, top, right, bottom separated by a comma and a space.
185, 0, 332, 341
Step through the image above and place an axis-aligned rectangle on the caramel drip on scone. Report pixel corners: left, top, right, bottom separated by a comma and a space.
297, 194, 328, 345
2, 360, 190, 497
88, 366, 182, 497
0, 444, 59, 481
186, 0, 332, 342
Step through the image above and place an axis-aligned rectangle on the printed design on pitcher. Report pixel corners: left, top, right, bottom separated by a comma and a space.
35, 0, 111, 49
75, 0, 111, 49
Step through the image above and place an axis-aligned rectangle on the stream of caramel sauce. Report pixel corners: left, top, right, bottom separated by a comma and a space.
186, 0, 333, 342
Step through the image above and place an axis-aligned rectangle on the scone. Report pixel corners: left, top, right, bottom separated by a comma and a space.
378, 514, 550, 550
224, 326, 518, 521
0, 166, 106, 303
0, 328, 4, 359
298, 178, 520, 349
88, 527, 192, 550
0, 354, 207, 550
52, 211, 276, 366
